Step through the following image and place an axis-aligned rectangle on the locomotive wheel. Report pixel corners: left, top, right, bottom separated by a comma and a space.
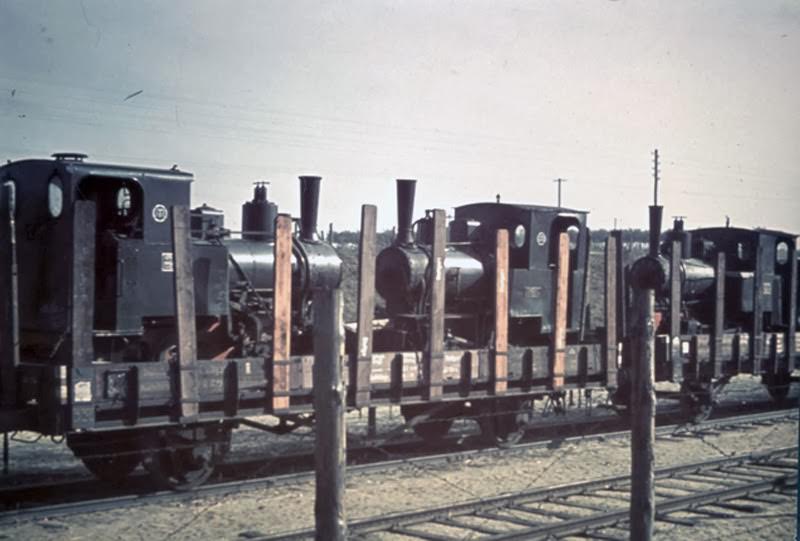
763, 373, 792, 403
401, 404, 454, 443
476, 399, 533, 449
142, 425, 231, 491
66, 432, 142, 485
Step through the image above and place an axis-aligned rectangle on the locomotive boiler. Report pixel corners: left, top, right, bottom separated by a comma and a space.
375, 178, 590, 349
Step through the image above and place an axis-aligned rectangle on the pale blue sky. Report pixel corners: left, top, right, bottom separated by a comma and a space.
1, 1, 798, 233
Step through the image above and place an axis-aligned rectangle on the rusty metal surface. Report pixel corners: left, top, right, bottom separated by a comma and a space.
271, 214, 293, 412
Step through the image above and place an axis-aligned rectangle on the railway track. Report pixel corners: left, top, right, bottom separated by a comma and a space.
264, 446, 798, 540
0, 405, 794, 526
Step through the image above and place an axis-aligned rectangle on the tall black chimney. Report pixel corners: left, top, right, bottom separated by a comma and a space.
396, 179, 417, 246
299, 175, 321, 241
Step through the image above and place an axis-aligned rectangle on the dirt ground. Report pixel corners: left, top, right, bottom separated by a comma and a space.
0, 377, 797, 541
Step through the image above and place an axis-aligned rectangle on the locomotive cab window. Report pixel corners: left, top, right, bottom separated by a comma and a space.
776, 241, 788, 265
77, 177, 144, 238
548, 216, 581, 267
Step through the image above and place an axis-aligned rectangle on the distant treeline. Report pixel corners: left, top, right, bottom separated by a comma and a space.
328, 228, 649, 245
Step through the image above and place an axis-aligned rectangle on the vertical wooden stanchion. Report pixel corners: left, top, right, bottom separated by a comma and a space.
788, 244, 797, 370
313, 288, 346, 541
669, 241, 682, 383
491, 229, 509, 395
604, 234, 618, 389
752, 242, 765, 373
712, 253, 726, 378
424, 209, 446, 401
271, 214, 293, 412
2, 432, 8, 475
611, 230, 626, 340
353, 205, 377, 407
172, 206, 199, 420
551, 231, 570, 390
628, 257, 661, 541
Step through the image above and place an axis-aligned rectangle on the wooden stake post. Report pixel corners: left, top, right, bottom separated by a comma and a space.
491, 229, 509, 395
313, 289, 346, 540
604, 234, 618, 389
628, 256, 662, 541
172, 206, 199, 421
271, 214, 293, 412
352, 205, 377, 407
424, 209, 446, 401
551, 231, 570, 390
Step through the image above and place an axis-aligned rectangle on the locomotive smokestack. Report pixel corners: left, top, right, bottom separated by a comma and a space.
648, 205, 663, 257
396, 179, 417, 246
299, 175, 321, 241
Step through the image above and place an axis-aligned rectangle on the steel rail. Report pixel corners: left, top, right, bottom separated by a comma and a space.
0, 407, 795, 526
262, 446, 797, 540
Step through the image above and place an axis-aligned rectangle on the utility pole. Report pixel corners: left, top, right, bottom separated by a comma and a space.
553, 178, 567, 208
648, 150, 663, 257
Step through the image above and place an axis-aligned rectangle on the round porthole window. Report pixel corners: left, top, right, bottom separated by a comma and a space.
47, 176, 63, 218
513, 224, 526, 248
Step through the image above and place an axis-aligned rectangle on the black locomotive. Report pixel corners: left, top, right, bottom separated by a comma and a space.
0, 153, 341, 487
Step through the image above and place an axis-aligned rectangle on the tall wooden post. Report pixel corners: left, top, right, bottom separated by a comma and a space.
172, 206, 199, 421
271, 214, 293, 412
628, 256, 663, 541
313, 288, 346, 541
491, 229, 509, 395
352, 205, 377, 407
424, 209, 446, 401
551, 231, 570, 390
604, 234, 618, 389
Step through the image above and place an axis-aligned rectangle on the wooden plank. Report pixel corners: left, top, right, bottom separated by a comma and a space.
604, 234, 618, 389
551, 231, 569, 390
611, 230, 626, 339
271, 214, 293, 412
312, 288, 346, 540
352, 204, 377, 407
788, 243, 797, 371
752, 240, 765, 373
712, 252, 725, 378
172, 206, 199, 420
669, 240, 682, 383
423, 209, 446, 401
491, 229, 509, 395
629, 284, 656, 541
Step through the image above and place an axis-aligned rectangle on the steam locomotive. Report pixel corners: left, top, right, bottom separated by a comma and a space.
0, 153, 796, 488
0, 153, 341, 487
